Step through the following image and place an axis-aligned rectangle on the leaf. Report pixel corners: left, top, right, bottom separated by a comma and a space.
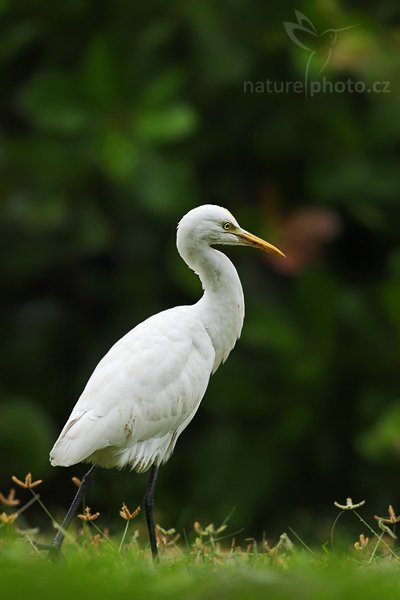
18, 71, 91, 133
81, 35, 120, 108
134, 104, 198, 143
100, 130, 139, 181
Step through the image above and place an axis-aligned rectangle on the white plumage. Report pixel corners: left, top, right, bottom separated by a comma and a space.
50, 307, 215, 472
50, 204, 284, 477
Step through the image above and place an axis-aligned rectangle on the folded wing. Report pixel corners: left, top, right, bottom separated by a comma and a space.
50, 306, 215, 469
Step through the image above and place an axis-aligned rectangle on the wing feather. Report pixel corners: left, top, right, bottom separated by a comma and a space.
50, 306, 214, 468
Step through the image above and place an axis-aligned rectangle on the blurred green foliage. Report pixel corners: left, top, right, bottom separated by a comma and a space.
1, 0, 400, 540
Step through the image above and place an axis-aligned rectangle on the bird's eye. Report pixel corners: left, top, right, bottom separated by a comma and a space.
223, 221, 232, 231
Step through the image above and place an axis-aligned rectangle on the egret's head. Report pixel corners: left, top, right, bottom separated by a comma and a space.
178, 204, 285, 258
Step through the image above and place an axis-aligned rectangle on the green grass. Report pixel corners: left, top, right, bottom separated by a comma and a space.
2, 477, 400, 599
2, 540, 400, 600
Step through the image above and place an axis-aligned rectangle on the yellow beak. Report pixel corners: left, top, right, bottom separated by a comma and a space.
236, 229, 286, 258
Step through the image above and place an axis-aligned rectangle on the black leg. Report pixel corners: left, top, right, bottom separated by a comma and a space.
51, 464, 97, 554
143, 464, 159, 561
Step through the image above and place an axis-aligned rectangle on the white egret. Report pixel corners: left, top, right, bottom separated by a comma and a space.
49, 204, 284, 559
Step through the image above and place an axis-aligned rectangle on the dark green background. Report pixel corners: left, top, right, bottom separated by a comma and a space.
1, 0, 399, 543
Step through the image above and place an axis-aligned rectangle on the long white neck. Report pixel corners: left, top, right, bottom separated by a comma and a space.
177, 234, 245, 373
